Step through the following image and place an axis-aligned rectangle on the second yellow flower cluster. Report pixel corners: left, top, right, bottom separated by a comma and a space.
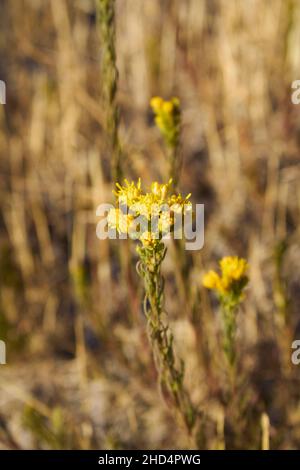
203, 256, 249, 296
150, 97, 181, 149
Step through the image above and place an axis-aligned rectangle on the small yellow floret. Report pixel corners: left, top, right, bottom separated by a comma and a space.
203, 270, 221, 290
162, 101, 174, 114
220, 256, 248, 281
150, 96, 163, 112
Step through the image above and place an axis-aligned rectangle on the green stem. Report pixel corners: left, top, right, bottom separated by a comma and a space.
136, 243, 196, 433
222, 304, 236, 368
220, 302, 238, 396
97, 0, 122, 182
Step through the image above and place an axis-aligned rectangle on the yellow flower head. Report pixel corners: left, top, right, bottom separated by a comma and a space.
150, 96, 163, 112
203, 256, 249, 298
220, 256, 249, 281
109, 178, 191, 248
150, 96, 181, 148
203, 270, 222, 290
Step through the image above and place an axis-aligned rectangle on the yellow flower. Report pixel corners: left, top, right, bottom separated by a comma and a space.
150, 96, 163, 112
220, 256, 248, 281
151, 96, 180, 119
109, 178, 191, 247
168, 193, 191, 214
150, 96, 181, 148
162, 100, 174, 114
203, 256, 249, 297
203, 270, 222, 290
114, 178, 142, 206
130, 180, 173, 219
151, 179, 172, 200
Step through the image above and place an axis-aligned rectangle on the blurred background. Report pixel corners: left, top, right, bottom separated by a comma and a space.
0, 0, 300, 449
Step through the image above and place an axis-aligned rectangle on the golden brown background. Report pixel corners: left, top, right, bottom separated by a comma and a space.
0, 0, 299, 449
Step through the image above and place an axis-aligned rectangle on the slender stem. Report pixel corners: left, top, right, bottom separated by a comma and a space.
168, 144, 179, 191
97, 0, 122, 182
222, 304, 236, 368
137, 244, 196, 434
221, 302, 237, 395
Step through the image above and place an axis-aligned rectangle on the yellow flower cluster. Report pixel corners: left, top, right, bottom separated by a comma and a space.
203, 256, 249, 295
108, 178, 191, 247
150, 97, 181, 148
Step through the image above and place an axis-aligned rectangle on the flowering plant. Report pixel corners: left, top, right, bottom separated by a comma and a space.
203, 257, 249, 369
107, 178, 191, 247
108, 178, 196, 432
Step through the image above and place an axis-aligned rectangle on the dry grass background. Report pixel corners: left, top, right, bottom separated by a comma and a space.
0, 0, 300, 449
